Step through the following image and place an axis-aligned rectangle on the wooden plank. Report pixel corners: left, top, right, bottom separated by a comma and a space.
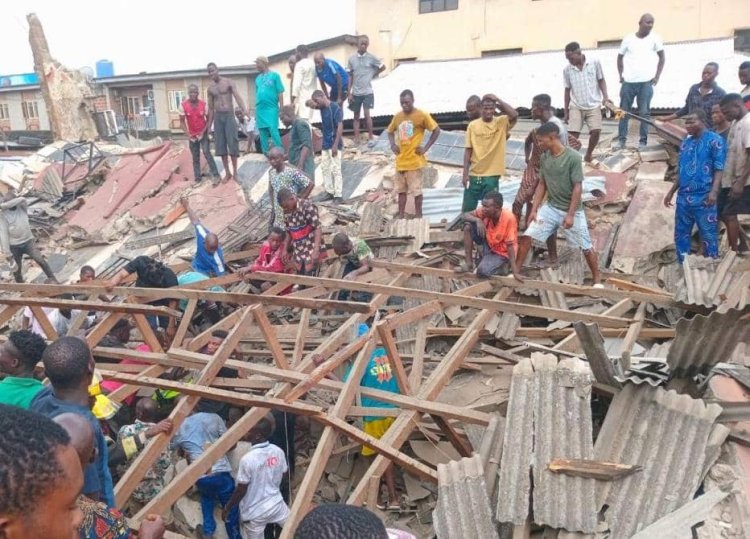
375, 322, 412, 396
479, 343, 525, 364
86, 312, 125, 347
253, 272, 633, 328
29, 306, 58, 340
0, 297, 179, 317
553, 299, 634, 353
188, 310, 245, 352
430, 414, 473, 458
605, 277, 671, 296
292, 309, 311, 367
382, 300, 441, 331
251, 307, 290, 370
620, 302, 647, 369
131, 314, 164, 354
423, 325, 673, 340
409, 320, 427, 390
0, 304, 25, 328
455, 280, 494, 297
548, 458, 642, 481
107, 365, 166, 404
67, 294, 95, 336
173, 298, 197, 346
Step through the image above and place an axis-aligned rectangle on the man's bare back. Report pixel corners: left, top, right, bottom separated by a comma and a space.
208, 77, 237, 113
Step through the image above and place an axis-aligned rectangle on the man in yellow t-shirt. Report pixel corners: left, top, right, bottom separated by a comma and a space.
462, 94, 519, 212
387, 89, 441, 218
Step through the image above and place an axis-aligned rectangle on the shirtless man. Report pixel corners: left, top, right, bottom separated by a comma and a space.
206, 62, 247, 183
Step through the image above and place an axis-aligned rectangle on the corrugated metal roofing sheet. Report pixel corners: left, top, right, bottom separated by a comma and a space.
593, 384, 725, 539
677, 252, 750, 309
434, 454, 499, 539
360, 38, 747, 119
667, 309, 750, 379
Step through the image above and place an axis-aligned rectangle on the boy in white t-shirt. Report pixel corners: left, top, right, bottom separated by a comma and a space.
222, 414, 289, 539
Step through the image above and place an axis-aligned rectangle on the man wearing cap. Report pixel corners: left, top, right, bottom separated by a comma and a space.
254, 56, 285, 154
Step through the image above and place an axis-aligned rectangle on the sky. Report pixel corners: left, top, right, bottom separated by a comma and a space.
3, 0, 356, 75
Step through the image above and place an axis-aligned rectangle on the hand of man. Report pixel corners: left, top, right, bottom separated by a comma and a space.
475, 221, 486, 240
706, 191, 718, 207
166, 324, 176, 343
332, 148, 338, 158
512, 270, 525, 283
139, 515, 166, 539
281, 251, 291, 265
415, 146, 425, 155
527, 209, 538, 224
310, 251, 320, 268
563, 214, 574, 229
663, 192, 674, 208
343, 272, 355, 281
221, 507, 230, 523
651, 76, 660, 86
104, 280, 116, 293
145, 419, 174, 438
563, 111, 569, 124
462, 172, 469, 189
730, 183, 744, 200
390, 143, 400, 155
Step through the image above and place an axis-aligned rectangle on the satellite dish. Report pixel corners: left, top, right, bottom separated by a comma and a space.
79, 66, 94, 80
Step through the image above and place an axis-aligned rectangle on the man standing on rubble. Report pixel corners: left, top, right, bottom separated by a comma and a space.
292, 45, 318, 122
616, 13, 665, 149
254, 56, 285, 154
661, 63, 726, 129
180, 84, 221, 184
310, 90, 344, 204
462, 94, 518, 213
719, 94, 750, 253
663, 110, 725, 262
207, 63, 247, 183
315, 52, 349, 105
739, 61, 750, 110
513, 122, 602, 285
0, 190, 57, 283
180, 196, 226, 277
347, 35, 386, 143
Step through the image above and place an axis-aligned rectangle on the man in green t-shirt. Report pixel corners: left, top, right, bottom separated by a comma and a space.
513, 121, 601, 285
0, 330, 47, 408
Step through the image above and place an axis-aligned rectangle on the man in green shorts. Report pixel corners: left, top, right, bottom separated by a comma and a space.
462, 94, 518, 211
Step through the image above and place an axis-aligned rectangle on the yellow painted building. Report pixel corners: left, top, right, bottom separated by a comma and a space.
356, 0, 750, 69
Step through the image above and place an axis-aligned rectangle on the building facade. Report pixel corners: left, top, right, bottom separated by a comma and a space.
356, 0, 750, 69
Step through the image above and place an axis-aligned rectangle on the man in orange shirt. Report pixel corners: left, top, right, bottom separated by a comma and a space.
459, 191, 521, 280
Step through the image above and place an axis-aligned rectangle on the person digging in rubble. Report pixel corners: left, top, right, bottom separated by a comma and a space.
663, 110, 725, 263
719, 93, 750, 254
278, 188, 324, 276
462, 94, 518, 213
222, 414, 289, 539
242, 226, 293, 293
180, 84, 221, 184
312, 323, 401, 511
267, 147, 314, 229
309, 90, 344, 204
0, 189, 57, 283
513, 121, 602, 286
0, 329, 47, 409
180, 195, 226, 277
207, 62, 247, 184
332, 232, 374, 302
386, 89, 441, 219
458, 191, 522, 280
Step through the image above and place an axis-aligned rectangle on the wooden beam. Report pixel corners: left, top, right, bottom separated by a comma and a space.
548, 458, 642, 481
553, 299, 634, 353
381, 300, 441, 331
375, 322, 412, 396
620, 302, 647, 369
173, 298, 197, 346
605, 278, 671, 297
430, 414, 473, 458
0, 297, 180, 317
251, 307, 290, 370
86, 313, 125, 347
409, 320, 427, 390
29, 306, 58, 340
293, 309, 311, 367
67, 295, 95, 336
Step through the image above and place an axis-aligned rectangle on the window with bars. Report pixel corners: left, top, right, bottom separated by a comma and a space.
22, 101, 39, 120
0, 103, 9, 120
419, 0, 458, 14
168, 90, 187, 113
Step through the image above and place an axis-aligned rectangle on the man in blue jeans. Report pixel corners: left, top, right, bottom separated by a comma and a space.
170, 402, 241, 539
616, 13, 666, 148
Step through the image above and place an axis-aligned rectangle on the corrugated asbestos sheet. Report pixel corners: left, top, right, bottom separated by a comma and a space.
573, 321, 623, 388
630, 488, 729, 539
476, 414, 505, 509
496, 354, 598, 532
677, 252, 750, 309
434, 454, 499, 539
593, 384, 725, 539
667, 309, 750, 378
539, 268, 569, 312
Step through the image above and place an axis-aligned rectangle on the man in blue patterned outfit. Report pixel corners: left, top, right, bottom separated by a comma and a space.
663, 109, 726, 262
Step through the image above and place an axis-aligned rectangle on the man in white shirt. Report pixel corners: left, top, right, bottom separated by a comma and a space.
292, 44, 318, 122
616, 13, 666, 149
222, 415, 289, 539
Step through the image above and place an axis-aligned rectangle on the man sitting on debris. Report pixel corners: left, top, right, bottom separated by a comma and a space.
170, 400, 241, 539
663, 110, 725, 263
278, 188, 323, 276
458, 191, 521, 280
0, 329, 47, 408
462, 94, 518, 213
222, 414, 290, 539
719, 93, 750, 254
267, 147, 314, 229
310, 90, 344, 204
180, 196, 226, 277
180, 83, 221, 184
243, 226, 292, 293
513, 121, 602, 286
0, 189, 57, 283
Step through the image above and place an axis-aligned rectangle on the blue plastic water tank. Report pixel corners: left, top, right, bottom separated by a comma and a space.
96, 60, 114, 78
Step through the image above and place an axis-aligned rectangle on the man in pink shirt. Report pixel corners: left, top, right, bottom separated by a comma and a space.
180, 84, 220, 184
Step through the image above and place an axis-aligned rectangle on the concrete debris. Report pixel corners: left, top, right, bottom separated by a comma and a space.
634, 161, 668, 182
630, 488, 730, 539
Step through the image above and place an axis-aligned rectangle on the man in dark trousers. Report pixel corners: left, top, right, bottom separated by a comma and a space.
180, 84, 220, 184
207, 62, 247, 183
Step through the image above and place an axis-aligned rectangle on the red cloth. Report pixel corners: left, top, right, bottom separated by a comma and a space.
181, 99, 207, 137
250, 241, 286, 273
100, 344, 151, 406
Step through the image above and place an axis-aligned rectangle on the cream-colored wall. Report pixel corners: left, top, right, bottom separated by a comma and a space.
2, 93, 27, 131
357, 0, 749, 68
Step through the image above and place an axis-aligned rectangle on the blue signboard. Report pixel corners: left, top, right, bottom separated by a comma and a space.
0, 73, 40, 87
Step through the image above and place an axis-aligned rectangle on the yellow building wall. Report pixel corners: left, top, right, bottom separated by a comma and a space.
357, 0, 749, 68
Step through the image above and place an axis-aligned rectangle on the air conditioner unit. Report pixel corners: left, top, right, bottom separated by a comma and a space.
147, 90, 155, 100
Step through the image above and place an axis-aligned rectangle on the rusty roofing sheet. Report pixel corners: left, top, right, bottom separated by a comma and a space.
434, 454, 499, 539
594, 384, 724, 539
667, 309, 750, 379
677, 252, 750, 309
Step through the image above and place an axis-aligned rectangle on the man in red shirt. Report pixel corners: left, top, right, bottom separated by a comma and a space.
180, 84, 220, 184
459, 191, 521, 280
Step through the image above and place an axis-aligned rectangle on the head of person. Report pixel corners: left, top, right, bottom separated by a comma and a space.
207, 62, 220, 82
188, 84, 199, 102
245, 414, 274, 444
684, 110, 707, 137
0, 330, 46, 377
268, 226, 286, 251
480, 95, 496, 121
711, 103, 728, 128
0, 404, 84, 539
480, 191, 504, 221
205, 329, 228, 355
358, 35, 370, 55
564, 42, 583, 66
638, 13, 655, 35
135, 397, 160, 423
311, 89, 328, 109
313, 52, 326, 70
42, 337, 95, 394
204, 231, 220, 255
332, 233, 353, 256
535, 121, 561, 152
740, 61, 750, 86
280, 105, 297, 127
531, 93, 552, 121
296, 44, 309, 59
720, 93, 746, 122
295, 504, 388, 539
702, 62, 719, 86
267, 146, 286, 171
79, 265, 96, 283
399, 89, 415, 114
466, 95, 481, 121
108, 319, 131, 345
53, 413, 95, 470
277, 188, 298, 214
256, 56, 269, 73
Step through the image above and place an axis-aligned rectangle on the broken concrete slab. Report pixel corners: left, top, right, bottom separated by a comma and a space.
634, 161, 668, 182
